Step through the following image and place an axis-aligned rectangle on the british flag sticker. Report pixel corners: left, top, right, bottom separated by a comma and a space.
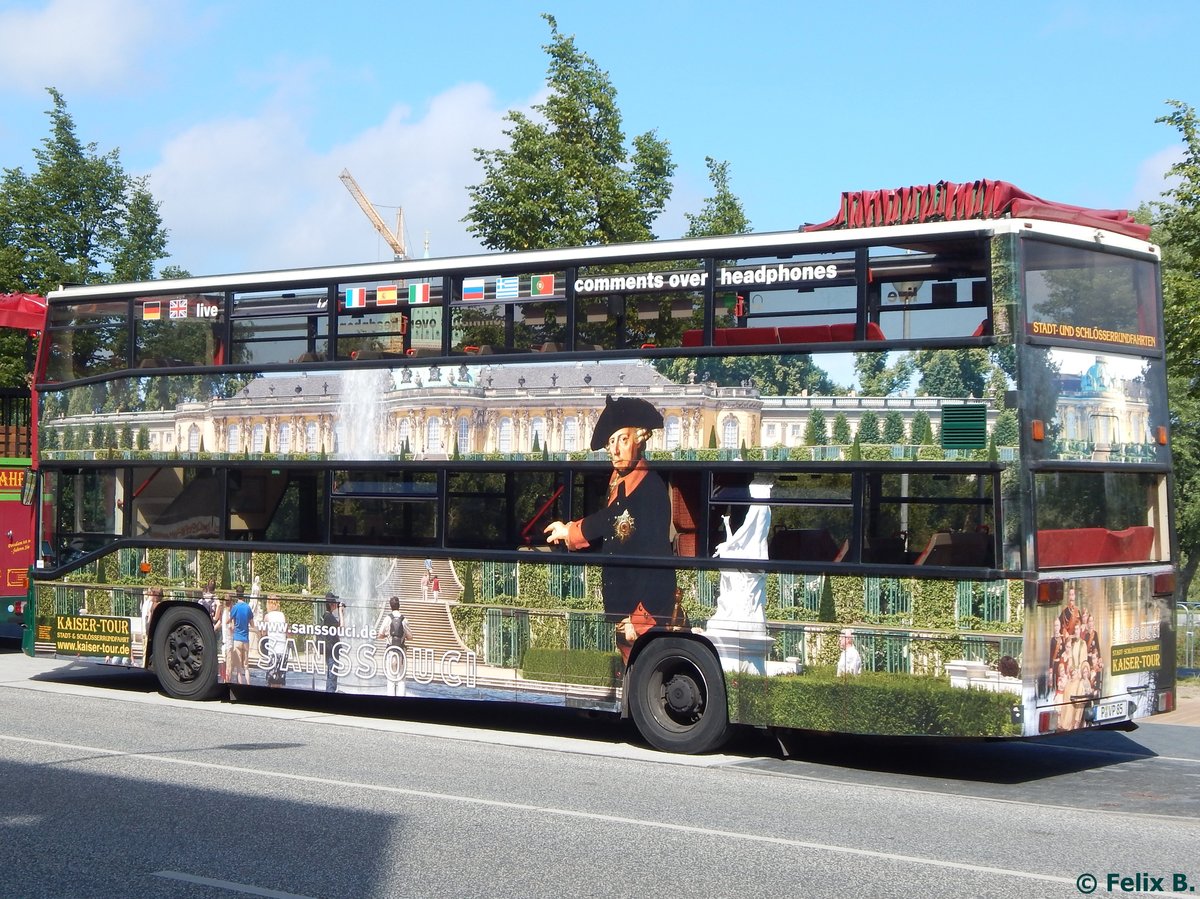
169, 298, 189, 319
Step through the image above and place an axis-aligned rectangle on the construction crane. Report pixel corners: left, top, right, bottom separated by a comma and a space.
339, 168, 406, 259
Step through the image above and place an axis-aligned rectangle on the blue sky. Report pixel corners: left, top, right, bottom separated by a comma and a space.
0, 0, 1195, 279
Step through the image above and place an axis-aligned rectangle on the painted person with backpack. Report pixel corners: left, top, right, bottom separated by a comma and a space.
264, 595, 288, 688
376, 596, 411, 696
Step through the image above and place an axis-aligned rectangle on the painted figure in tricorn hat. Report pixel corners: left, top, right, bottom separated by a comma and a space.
545, 395, 683, 662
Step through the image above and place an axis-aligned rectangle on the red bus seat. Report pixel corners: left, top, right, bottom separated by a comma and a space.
683, 323, 887, 347
1037, 526, 1155, 566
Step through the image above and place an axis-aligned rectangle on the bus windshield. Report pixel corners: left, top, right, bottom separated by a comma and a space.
1023, 238, 1159, 353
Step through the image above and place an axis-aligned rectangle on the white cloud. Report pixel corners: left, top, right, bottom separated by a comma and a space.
0, 0, 166, 93
1131, 145, 1183, 207
151, 82, 522, 276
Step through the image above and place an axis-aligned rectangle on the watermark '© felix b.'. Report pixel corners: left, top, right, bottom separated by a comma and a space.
1076, 872, 1194, 894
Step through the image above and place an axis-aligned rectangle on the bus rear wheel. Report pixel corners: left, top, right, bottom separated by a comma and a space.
152, 606, 220, 700
628, 637, 732, 754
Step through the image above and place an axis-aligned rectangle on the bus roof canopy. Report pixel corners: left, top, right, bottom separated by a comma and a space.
0, 293, 47, 332
804, 179, 1151, 241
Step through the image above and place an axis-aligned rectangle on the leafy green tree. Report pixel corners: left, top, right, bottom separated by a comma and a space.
910, 410, 933, 445
913, 348, 990, 398
685, 157, 750, 237
831, 412, 851, 445
0, 331, 34, 388
856, 410, 880, 443
992, 409, 1020, 447
883, 411, 906, 444
1154, 99, 1200, 598
464, 15, 674, 250
655, 353, 836, 396
854, 352, 912, 396
0, 89, 177, 388
804, 409, 827, 446
0, 88, 169, 293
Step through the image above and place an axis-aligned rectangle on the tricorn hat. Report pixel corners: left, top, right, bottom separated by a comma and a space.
589, 395, 664, 451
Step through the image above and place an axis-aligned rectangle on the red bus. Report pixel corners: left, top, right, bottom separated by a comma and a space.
22, 182, 1176, 752
0, 293, 44, 638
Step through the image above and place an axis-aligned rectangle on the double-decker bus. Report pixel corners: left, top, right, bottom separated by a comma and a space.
22, 180, 1176, 753
0, 293, 44, 638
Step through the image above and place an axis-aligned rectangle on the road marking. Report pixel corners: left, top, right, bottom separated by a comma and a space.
153, 871, 316, 899
0, 734, 1091, 890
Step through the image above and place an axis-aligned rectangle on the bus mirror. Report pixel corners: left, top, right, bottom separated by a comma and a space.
19, 468, 35, 506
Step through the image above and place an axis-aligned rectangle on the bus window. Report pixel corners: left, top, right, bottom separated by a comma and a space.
262, 469, 326, 543
232, 289, 330, 365
709, 471, 853, 563
1034, 470, 1167, 567
870, 238, 991, 341
1023, 238, 1158, 352
446, 469, 563, 549
337, 279, 432, 359
50, 468, 123, 556
138, 467, 221, 540
451, 273, 564, 355
331, 470, 438, 546
862, 470, 995, 566
133, 292, 224, 368
574, 260, 704, 352
45, 300, 129, 381
718, 251, 858, 346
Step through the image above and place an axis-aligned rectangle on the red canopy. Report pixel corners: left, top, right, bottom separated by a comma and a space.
804, 180, 1151, 241
0, 293, 47, 331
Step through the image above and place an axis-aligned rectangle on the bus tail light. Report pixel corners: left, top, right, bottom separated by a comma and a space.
1030, 419, 1045, 441
1037, 580, 1063, 604
1157, 426, 1168, 445
1158, 691, 1174, 713
1038, 711, 1053, 733
12, 600, 24, 615
1152, 572, 1176, 596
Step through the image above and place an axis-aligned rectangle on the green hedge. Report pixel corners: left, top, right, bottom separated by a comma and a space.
729, 670, 1020, 736
520, 647, 622, 687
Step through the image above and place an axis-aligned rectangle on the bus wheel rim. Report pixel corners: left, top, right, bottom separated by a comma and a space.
166, 624, 204, 683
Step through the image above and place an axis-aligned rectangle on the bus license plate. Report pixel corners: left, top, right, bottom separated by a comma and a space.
1094, 701, 1127, 722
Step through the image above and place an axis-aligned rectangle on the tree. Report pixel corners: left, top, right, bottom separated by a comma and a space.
1154, 99, 1200, 598
992, 409, 1020, 447
464, 15, 674, 250
883, 411, 906, 444
804, 409, 827, 446
854, 352, 912, 396
0, 89, 173, 388
856, 411, 880, 443
0, 89, 170, 293
655, 353, 837, 397
832, 413, 852, 445
912, 348, 990, 398
910, 410, 933, 446
685, 157, 750, 238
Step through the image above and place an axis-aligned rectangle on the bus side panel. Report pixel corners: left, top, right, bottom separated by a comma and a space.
30, 559, 1032, 737
0, 465, 34, 638
1027, 573, 1174, 734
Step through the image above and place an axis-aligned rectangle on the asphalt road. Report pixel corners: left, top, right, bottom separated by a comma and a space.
1, 642, 1197, 899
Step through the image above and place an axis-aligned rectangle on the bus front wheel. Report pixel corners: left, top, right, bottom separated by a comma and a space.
152, 606, 220, 700
628, 637, 732, 754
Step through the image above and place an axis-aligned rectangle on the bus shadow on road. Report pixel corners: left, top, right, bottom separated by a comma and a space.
769, 726, 1156, 785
